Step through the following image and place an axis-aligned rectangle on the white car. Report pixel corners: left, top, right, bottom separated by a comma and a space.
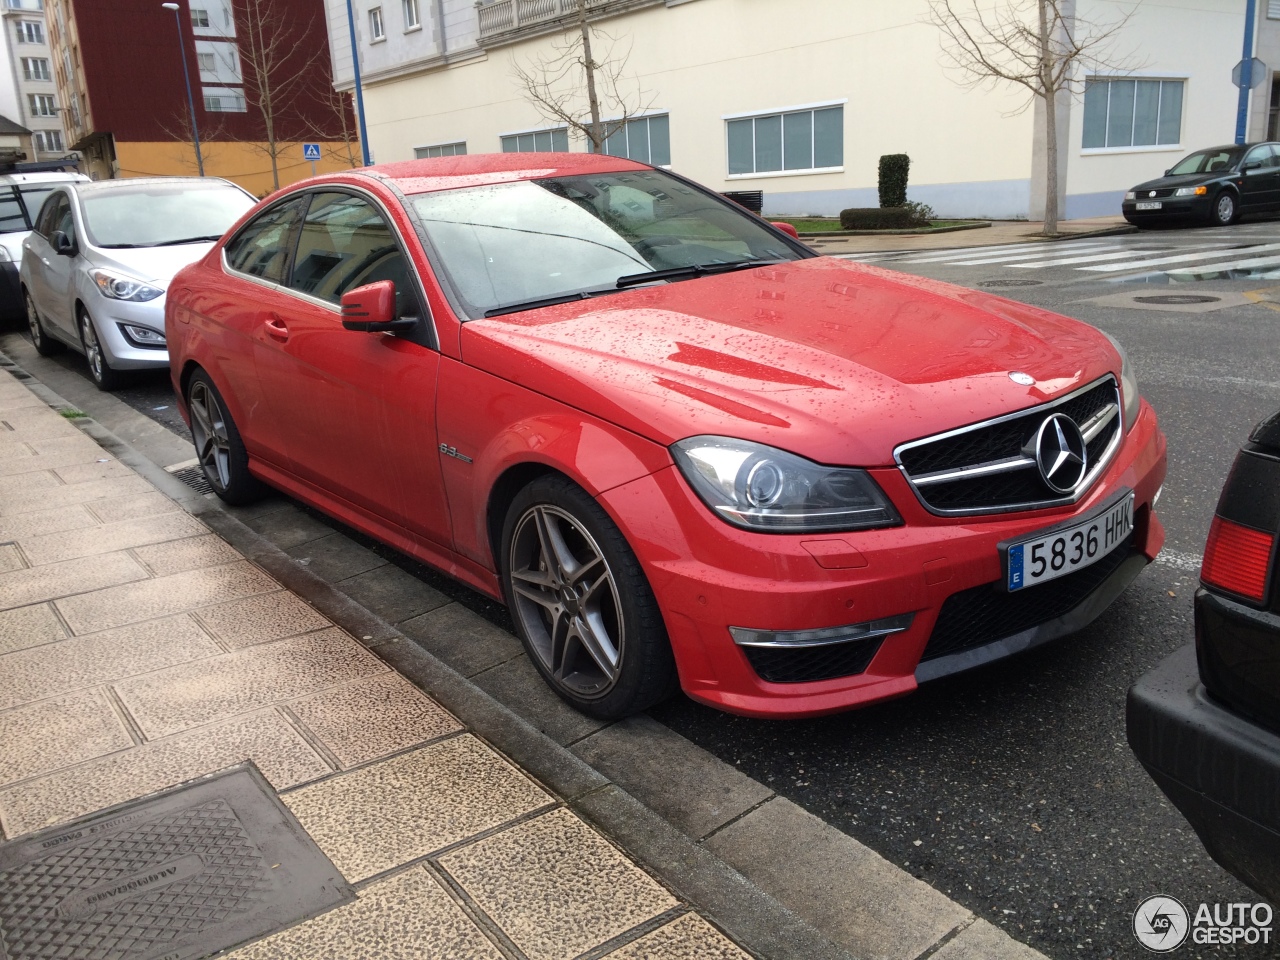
0, 171, 89, 322
21, 177, 255, 389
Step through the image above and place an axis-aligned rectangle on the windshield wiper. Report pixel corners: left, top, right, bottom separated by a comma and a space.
166, 235, 225, 244
615, 257, 786, 289
483, 285, 621, 318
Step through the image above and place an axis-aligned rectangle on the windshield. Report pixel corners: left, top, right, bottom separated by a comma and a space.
81, 182, 255, 248
1167, 148, 1243, 176
409, 169, 801, 318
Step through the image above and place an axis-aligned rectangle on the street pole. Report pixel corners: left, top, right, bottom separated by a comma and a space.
161, 2, 204, 176
1236, 0, 1258, 143
345, 0, 372, 166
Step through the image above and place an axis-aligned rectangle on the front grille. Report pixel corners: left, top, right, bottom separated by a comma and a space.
743, 635, 884, 683
920, 536, 1135, 663
896, 377, 1121, 515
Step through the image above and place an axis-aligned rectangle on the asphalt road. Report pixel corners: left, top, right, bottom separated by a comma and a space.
22, 219, 1280, 959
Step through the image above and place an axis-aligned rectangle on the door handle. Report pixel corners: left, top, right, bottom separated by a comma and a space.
262, 315, 289, 341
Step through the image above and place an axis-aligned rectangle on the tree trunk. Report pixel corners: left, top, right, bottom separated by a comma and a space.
1039, 0, 1059, 237
578, 0, 602, 151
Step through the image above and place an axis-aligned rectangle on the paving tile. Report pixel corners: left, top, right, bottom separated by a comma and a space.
85, 490, 182, 524
283, 735, 550, 882
290, 673, 462, 768
52, 458, 134, 485
441, 807, 677, 960
133, 533, 241, 576
0, 417, 79, 442
225, 865, 503, 960
0, 474, 151, 516
398, 602, 524, 677
17, 512, 206, 566
0, 603, 66, 655
195, 590, 331, 649
0, 448, 100, 477
930, 919, 1046, 960
0, 438, 33, 461
0, 503, 99, 541
0, 543, 24, 573
0, 614, 221, 710
0, 551, 148, 611
55, 560, 276, 634
245, 505, 335, 549
472, 654, 607, 746
0, 688, 133, 785
0, 709, 331, 836
115, 628, 387, 738
605, 913, 751, 960
0, 392, 48, 411
336, 563, 450, 624
0, 469, 60, 498
28, 435, 103, 458
286, 533, 388, 583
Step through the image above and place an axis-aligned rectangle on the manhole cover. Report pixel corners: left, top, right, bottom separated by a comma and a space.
170, 465, 213, 495
978, 279, 1044, 288
1133, 294, 1221, 305
0, 764, 351, 960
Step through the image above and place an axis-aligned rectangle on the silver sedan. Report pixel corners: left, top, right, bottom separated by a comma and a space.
20, 177, 255, 390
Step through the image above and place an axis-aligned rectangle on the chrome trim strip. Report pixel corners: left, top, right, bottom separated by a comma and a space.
730, 615, 913, 649
1080, 403, 1119, 443
913, 454, 1037, 487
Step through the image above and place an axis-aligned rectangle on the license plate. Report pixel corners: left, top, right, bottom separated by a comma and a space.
1135, 201, 1162, 210
1005, 493, 1134, 592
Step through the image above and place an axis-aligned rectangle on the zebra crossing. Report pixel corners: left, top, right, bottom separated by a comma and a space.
836, 227, 1280, 282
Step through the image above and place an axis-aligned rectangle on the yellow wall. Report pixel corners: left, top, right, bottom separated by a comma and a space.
114, 140, 362, 197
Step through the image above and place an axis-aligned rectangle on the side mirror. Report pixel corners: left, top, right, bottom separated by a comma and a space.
1242, 160, 1263, 172
1164, 169, 1172, 176
52, 230, 75, 256
771, 221, 800, 239
341, 280, 416, 333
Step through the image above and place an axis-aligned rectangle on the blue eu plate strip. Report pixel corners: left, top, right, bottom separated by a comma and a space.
1007, 543, 1025, 591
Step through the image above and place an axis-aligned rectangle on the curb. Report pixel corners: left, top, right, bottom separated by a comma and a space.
799, 222, 992, 238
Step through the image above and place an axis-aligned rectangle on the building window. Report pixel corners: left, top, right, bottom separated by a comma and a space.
402, 0, 419, 29
16, 20, 43, 43
602, 114, 670, 166
501, 128, 569, 152
28, 93, 56, 117
34, 130, 62, 152
203, 89, 246, 112
1269, 0, 1280, 18
197, 52, 216, 73
415, 141, 467, 159
726, 104, 843, 176
369, 6, 384, 39
191, 7, 210, 27
1083, 78, 1183, 149
21, 57, 50, 80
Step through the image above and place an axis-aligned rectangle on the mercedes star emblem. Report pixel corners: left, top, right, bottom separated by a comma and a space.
1034, 413, 1088, 494
1009, 371, 1035, 386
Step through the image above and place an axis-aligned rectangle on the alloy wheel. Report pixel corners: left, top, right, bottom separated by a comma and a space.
81, 316, 106, 383
25, 295, 40, 344
189, 379, 232, 491
508, 504, 624, 699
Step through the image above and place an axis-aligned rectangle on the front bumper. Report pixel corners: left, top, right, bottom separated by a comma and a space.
88, 292, 170, 371
600, 400, 1166, 718
1122, 196, 1211, 223
1127, 643, 1280, 904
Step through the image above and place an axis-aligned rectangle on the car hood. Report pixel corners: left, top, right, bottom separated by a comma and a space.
460, 258, 1118, 466
1130, 172, 1231, 191
88, 242, 218, 287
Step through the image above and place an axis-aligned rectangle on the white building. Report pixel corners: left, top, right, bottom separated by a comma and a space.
0, 0, 68, 160
323, 0, 1262, 220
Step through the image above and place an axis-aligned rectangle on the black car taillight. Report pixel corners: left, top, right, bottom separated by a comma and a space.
1201, 516, 1276, 604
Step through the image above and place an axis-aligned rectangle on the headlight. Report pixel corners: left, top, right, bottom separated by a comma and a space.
1173, 186, 1208, 197
670, 436, 901, 533
1103, 332, 1140, 431
90, 269, 163, 302
1124, 191, 1136, 201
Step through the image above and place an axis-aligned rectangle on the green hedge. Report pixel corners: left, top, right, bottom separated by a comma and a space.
839, 207, 914, 230
878, 154, 910, 208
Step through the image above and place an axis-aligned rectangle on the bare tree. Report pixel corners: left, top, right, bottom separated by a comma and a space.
155, 111, 227, 176
926, 0, 1138, 235
306, 85, 361, 169
513, 0, 651, 153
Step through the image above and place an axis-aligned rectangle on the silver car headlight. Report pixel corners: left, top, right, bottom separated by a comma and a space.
670, 436, 901, 533
1124, 191, 1136, 201
90, 269, 163, 302
1103, 332, 1140, 431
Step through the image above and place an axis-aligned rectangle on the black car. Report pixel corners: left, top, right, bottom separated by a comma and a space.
1127, 409, 1280, 901
1122, 143, 1280, 227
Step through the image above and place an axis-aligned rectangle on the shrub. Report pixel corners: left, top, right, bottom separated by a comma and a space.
878, 154, 910, 208
839, 207, 914, 230
903, 200, 936, 225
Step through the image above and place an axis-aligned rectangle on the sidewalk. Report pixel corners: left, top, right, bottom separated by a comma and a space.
805, 215, 1134, 256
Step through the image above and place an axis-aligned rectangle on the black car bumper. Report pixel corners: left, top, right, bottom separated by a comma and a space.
1127, 643, 1280, 902
0, 262, 21, 323
1122, 197, 1211, 224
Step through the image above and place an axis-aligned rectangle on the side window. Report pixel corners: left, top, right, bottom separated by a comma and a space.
19, 187, 57, 227
224, 197, 306, 283
53, 196, 76, 242
33, 192, 61, 238
0, 189, 26, 234
288, 191, 421, 317
1244, 146, 1272, 171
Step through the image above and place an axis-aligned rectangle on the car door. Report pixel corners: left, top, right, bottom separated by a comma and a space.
36, 191, 79, 339
256, 188, 450, 546
1238, 145, 1280, 210
22, 190, 64, 328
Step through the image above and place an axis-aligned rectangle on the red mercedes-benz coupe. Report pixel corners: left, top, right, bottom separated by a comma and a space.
166, 154, 1167, 720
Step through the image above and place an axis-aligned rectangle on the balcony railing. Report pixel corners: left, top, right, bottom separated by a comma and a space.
476, 0, 630, 38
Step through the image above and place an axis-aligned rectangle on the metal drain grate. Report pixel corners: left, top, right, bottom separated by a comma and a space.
0, 764, 351, 960
979, 279, 1043, 288
170, 465, 214, 495
1133, 294, 1221, 305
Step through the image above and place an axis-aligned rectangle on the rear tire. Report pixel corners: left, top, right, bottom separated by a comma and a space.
79, 309, 126, 391
1209, 191, 1237, 227
26, 291, 63, 357
186, 369, 266, 505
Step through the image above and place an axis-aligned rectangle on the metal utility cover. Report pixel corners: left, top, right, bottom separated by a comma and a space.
0, 764, 352, 960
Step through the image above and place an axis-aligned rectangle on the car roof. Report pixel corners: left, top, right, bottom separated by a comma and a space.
68, 176, 244, 195
0, 172, 89, 186
362, 152, 651, 195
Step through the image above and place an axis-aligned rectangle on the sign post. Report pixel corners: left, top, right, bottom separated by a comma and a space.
303, 142, 321, 177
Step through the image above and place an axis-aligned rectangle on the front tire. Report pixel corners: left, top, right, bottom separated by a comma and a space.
79, 310, 125, 391
26, 291, 63, 357
500, 474, 676, 720
1209, 191, 1237, 227
187, 370, 265, 505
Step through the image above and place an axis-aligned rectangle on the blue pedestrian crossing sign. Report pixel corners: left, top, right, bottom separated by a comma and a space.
302, 143, 322, 161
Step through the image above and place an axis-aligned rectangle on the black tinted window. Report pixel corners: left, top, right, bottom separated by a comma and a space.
224, 197, 306, 283
19, 186, 57, 226
288, 191, 420, 316
0, 189, 25, 234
